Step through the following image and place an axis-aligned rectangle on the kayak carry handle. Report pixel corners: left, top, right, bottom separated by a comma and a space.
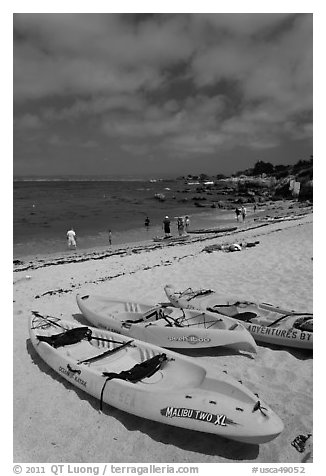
67, 364, 81, 374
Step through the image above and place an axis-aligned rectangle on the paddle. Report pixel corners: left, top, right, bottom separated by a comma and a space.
89, 335, 131, 345
77, 340, 134, 364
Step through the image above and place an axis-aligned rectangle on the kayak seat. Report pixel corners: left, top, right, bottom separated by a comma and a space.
293, 316, 313, 332
101, 354, 167, 385
37, 326, 92, 348
208, 306, 257, 322
99, 353, 168, 409
232, 312, 257, 322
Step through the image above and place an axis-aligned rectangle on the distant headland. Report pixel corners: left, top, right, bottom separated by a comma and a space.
172, 156, 313, 206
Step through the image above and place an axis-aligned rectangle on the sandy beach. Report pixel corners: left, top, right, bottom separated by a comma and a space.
13, 201, 313, 464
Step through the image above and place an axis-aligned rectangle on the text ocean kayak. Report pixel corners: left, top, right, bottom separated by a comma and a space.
29, 312, 283, 444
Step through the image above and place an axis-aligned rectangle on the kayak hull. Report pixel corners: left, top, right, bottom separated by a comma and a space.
76, 294, 257, 353
28, 314, 283, 444
164, 285, 312, 350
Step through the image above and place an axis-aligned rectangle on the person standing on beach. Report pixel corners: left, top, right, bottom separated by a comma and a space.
162, 216, 171, 237
235, 207, 241, 221
253, 203, 257, 213
108, 230, 112, 245
177, 217, 185, 236
185, 215, 190, 232
67, 228, 77, 250
241, 206, 247, 221
145, 216, 150, 229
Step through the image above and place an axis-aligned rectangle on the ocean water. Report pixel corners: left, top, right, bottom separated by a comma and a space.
13, 179, 236, 259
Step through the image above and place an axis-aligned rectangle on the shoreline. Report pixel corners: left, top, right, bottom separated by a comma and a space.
13, 199, 312, 270
14, 178, 243, 260
13, 205, 239, 260
13, 201, 313, 463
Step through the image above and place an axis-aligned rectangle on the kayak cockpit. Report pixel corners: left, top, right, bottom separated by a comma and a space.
123, 308, 234, 331
37, 323, 207, 390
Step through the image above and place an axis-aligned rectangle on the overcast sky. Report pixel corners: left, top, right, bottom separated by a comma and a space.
13, 13, 313, 178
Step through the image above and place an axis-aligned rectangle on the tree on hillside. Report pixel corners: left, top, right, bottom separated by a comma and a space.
273, 164, 290, 179
293, 158, 313, 171
274, 164, 289, 172
252, 161, 274, 176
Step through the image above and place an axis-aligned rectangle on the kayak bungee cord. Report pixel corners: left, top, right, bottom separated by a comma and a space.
178, 287, 215, 301
31, 310, 66, 330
